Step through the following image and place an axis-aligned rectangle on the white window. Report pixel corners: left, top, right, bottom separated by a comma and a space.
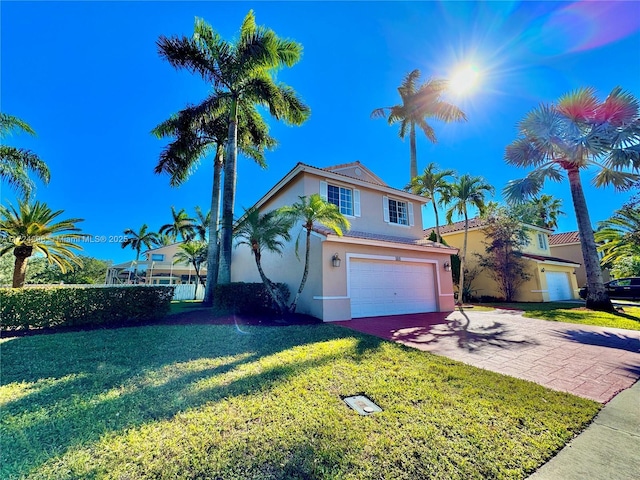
383, 196, 414, 226
537, 233, 547, 250
320, 181, 360, 217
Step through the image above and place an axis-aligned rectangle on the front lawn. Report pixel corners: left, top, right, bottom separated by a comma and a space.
1, 324, 599, 479
477, 302, 640, 331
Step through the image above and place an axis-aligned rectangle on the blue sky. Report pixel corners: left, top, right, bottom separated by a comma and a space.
3, 1, 639, 264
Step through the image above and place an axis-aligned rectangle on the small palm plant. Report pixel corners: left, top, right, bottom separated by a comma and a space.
121, 225, 159, 282
174, 241, 208, 300
0, 200, 84, 287
0, 113, 50, 198
279, 194, 351, 313
234, 208, 294, 313
443, 174, 495, 304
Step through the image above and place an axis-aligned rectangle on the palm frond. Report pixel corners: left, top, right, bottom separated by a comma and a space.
556, 87, 598, 123
592, 168, 640, 190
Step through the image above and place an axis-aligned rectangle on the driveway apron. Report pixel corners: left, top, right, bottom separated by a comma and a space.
335, 309, 640, 403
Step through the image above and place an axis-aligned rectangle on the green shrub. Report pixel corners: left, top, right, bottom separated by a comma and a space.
213, 282, 289, 315
0, 286, 174, 331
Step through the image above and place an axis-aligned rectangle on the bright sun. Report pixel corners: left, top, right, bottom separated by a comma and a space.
449, 65, 480, 95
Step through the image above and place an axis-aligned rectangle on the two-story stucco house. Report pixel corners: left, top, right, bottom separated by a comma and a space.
434, 218, 580, 302
232, 161, 458, 321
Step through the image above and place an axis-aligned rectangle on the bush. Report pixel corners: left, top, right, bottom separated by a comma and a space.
213, 282, 289, 315
0, 285, 175, 331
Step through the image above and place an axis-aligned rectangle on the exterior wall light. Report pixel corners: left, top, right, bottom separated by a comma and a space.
443, 261, 451, 272
332, 253, 342, 268
541, 268, 545, 272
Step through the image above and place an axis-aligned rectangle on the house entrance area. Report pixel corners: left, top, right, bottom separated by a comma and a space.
349, 258, 437, 318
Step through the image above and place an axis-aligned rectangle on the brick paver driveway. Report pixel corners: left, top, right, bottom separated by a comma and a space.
336, 309, 640, 403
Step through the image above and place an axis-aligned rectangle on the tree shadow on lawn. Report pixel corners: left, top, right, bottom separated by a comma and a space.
0, 323, 383, 478
553, 329, 640, 354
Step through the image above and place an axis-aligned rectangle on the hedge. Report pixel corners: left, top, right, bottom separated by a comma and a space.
0, 285, 175, 331
213, 282, 290, 315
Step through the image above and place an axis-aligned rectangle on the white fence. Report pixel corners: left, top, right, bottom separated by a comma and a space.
12, 283, 204, 301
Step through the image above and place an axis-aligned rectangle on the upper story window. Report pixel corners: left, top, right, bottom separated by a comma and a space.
320, 181, 360, 217
327, 184, 353, 216
151, 254, 165, 262
537, 233, 548, 250
383, 196, 414, 226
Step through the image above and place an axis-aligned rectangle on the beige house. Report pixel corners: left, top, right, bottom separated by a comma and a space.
106, 243, 206, 285
549, 231, 610, 288
232, 162, 458, 321
434, 218, 580, 302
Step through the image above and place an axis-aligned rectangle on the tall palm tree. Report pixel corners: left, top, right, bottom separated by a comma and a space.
174, 240, 208, 300
406, 162, 456, 242
159, 206, 196, 242
444, 174, 495, 304
371, 70, 467, 180
152, 93, 276, 304
193, 206, 210, 241
279, 194, 350, 313
595, 206, 640, 266
157, 11, 310, 286
0, 200, 84, 288
0, 113, 50, 198
503, 86, 640, 312
121, 224, 159, 282
234, 208, 293, 313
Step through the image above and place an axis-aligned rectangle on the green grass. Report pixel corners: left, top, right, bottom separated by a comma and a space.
478, 302, 640, 331
1, 324, 599, 479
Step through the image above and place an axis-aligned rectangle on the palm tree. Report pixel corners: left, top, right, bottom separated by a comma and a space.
152, 94, 276, 304
0, 113, 50, 198
193, 206, 210, 241
444, 174, 495, 304
153, 233, 175, 247
157, 11, 310, 286
371, 70, 467, 180
279, 194, 350, 313
159, 206, 196, 242
234, 208, 293, 313
595, 206, 640, 266
511, 194, 565, 229
174, 241, 208, 300
121, 224, 159, 282
503, 86, 640, 312
0, 200, 84, 288
406, 162, 456, 242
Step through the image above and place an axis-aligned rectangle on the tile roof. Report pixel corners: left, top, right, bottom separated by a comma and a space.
426, 217, 488, 235
312, 226, 456, 250
549, 231, 580, 246
521, 253, 580, 265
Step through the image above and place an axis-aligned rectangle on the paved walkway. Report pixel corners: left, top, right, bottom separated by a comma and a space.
335, 309, 640, 403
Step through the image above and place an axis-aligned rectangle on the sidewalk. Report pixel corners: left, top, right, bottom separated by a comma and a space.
529, 379, 640, 479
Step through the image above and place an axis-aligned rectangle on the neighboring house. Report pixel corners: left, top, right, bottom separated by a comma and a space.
549, 231, 610, 288
106, 243, 206, 285
232, 161, 458, 321
432, 218, 580, 302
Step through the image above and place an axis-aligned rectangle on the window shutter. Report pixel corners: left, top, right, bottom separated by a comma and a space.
320, 181, 328, 201
383, 196, 389, 222
408, 202, 414, 226
354, 189, 361, 217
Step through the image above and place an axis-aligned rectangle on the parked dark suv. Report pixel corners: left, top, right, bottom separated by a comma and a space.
579, 277, 640, 300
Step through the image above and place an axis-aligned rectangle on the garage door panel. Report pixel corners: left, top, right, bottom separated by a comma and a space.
349, 259, 437, 318
546, 272, 572, 301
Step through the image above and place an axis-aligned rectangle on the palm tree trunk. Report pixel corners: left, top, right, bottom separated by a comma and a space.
133, 249, 140, 283
567, 168, 613, 312
458, 209, 469, 305
432, 199, 442, 243
12, 245, 32, 288
289, 226, 312, 313
409, 122, 418, 180
253, 250, 288, 314
218, 98, 239, 285
203, 146, 223, 305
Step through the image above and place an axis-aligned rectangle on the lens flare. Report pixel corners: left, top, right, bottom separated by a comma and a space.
449, 65, 480, 95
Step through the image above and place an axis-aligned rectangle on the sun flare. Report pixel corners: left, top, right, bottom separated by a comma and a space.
449, 65, 480, 95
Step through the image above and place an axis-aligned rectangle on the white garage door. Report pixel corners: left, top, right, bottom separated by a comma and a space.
349, 259, 437, 318
546, 271, 572, 301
